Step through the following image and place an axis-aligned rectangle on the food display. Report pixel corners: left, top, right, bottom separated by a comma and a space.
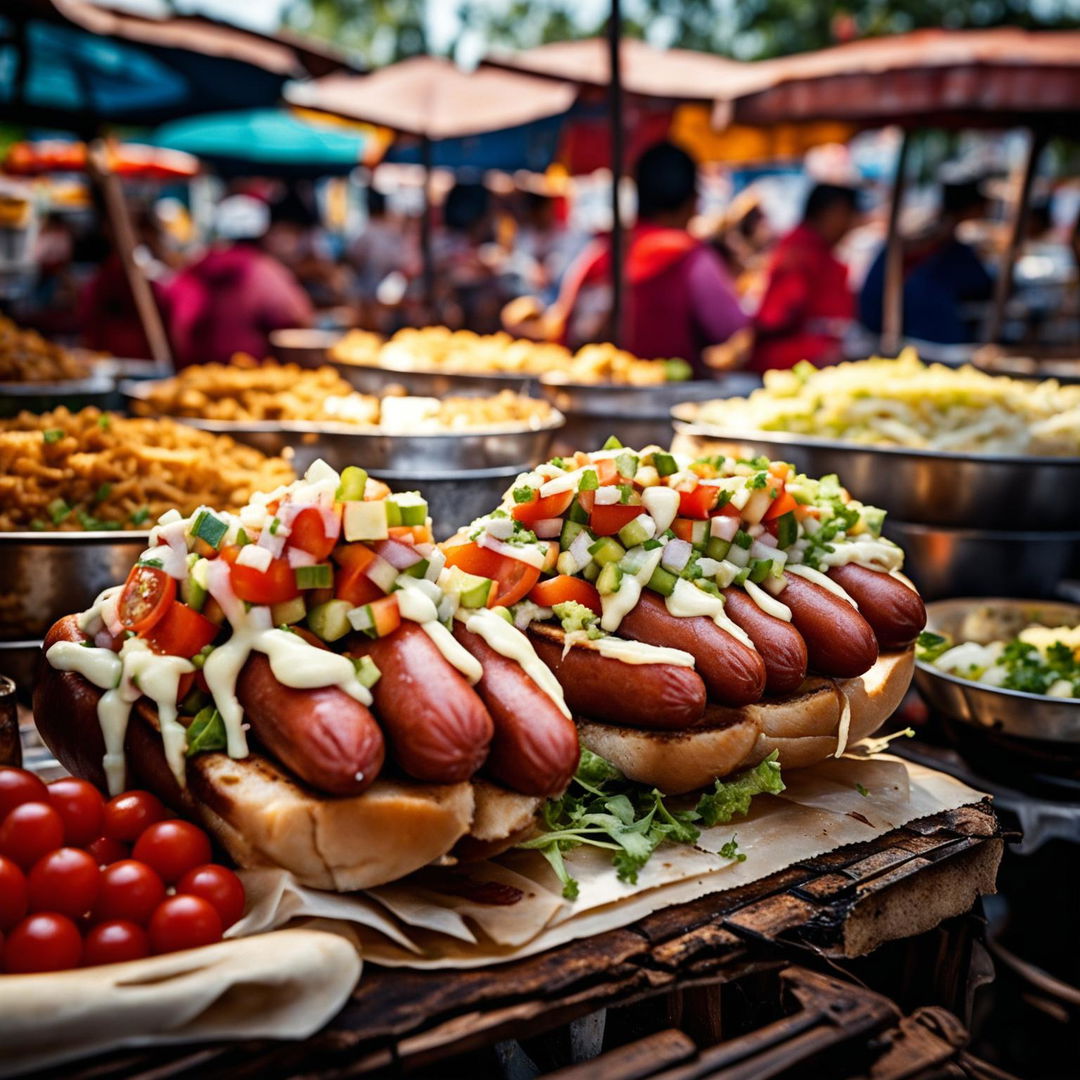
441, 439, 924, 796
0, 408, 295, 532
918, 616, 1080, 699
0, 317, 92, 384
128, 362, 557, 432
0, 768, 244, 973
332, 326, 691, 385
34, 461, 583, 891
688, 351, 1080, 456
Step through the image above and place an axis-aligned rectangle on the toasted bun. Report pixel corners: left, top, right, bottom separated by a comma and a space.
452, 779, 543, 861
575, 649, 914, 794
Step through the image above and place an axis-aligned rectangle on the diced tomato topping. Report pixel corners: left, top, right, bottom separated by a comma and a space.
363, 595, 401, 638
671, 518, 702, 543
594, 459, 618, 485
117, 565, 175, 635
220, 546, 299, 606
713, 499, 741, 518
363, 478, 392, 502
332, 544, 384, 606
577, 490, 596, 514
388, 524, 433, 544
441, 541, 540, 607
287, 506, 339, 560
528, 576, 602, 615
763, 488, 798, 521
589, 503, 642, 537
144, 602, 219, 658
511, 488, 575, 525
678, 485, 720, 519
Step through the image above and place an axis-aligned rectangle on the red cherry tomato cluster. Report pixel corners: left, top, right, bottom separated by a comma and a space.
0, 769, 245, 974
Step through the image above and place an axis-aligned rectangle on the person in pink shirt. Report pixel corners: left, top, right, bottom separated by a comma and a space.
165, 196, 313, 368
509, 143, 748, 376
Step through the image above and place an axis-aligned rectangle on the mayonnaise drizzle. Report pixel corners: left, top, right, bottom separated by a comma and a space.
785, 564, 859, 608
465, 607, 571, 716
600, 548, 663, 632
422, 620, 483, 683
665, 578, 755, 650
744, 580, 792, 621
45, 640, 122, 690
592, 635, 695, 668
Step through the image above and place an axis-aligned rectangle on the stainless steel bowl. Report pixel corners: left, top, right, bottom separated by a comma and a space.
0, 640, 41, 704
0, 531, 149, 641
329, 359, 539, 398
914, 597, 1080, 743
543, 374, 761, 455
121, 379, 563, 473
268, 328, 347, 369
0, 375, 118, 417
669, 413, 1080, 531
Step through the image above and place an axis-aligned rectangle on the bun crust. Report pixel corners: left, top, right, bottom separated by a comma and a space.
575, 649, 914, 794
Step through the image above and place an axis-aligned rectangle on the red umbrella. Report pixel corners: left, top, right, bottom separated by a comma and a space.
3, 140, 199, 181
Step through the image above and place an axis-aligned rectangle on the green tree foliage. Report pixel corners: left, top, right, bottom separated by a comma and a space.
285, 0, 428, 65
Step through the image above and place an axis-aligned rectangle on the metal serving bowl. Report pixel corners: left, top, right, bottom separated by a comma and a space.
914, 597, 1080, 744
0, 375, 118, 418
329, 358, 539, 398
542, 373, 761, 456
669, 411, 1080, 531
882, 520, 1080, 602
269, 328, 348, 369
0, 640, 42, 704
0, 531, 149, 642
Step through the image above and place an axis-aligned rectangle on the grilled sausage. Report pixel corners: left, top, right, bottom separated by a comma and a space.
722, 588, 808, 696
776, 574, 879, 678
826, 564, 926, 650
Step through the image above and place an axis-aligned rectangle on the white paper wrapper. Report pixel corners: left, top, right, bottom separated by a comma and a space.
0, 927, 361, 1078
230, 755, 987, 969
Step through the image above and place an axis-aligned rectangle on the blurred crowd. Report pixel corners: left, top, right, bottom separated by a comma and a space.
8, 139, 1080, 373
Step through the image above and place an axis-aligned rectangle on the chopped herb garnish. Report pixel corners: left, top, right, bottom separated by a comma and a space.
47, 498, 71, 525
97, 414, 111, 430
512, 485, 536, 504
718, 836, 747, 862
186, 706, 227, 756
130, 507, 150, 527
42, 428, 64, 444
855, 783, 869, 797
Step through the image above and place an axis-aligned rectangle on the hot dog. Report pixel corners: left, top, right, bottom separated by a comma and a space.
776, 574, 880, 678
721, 588, 808, 695
617, 592, 767, 706
451, 623, 579, 796
826, 564, 926, 650
348, 622, 494, 784
236, 653, 384, 796
528, 627, 709, 730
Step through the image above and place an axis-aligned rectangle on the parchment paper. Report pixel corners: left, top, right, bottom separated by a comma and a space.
230, 755, 988, 969
0, 926, 361, 1078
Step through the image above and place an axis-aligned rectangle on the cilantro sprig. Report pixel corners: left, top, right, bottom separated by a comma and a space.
519, 749, 784, 899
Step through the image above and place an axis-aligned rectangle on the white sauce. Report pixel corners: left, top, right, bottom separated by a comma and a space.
592, 635, 695, 669
641, 486, 680, 535
395, 578, 440, 623
465, 608, 571, 717
744, 580, 792, 622
834, 690, 852, 758
46, 641, 122, 690
665, 578, 755, 650
785, 564, 859, 608
819, 538, 903, 572
600, 548, 663, 632
421, 620, 483, 683
77, 585, 123, 637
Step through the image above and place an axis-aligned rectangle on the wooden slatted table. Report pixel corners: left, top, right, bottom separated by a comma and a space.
46, 801, 1001, 1080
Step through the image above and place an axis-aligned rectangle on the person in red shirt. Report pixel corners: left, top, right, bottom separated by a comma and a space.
751, 183, 860, 372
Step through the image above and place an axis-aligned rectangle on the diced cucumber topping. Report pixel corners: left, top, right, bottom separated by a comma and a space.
307, 599, 353, 643
343, 500, 388, 541
387, 491, 428, 526
733, 529, 753, 550
615, 451, 639, 479
748, 558, 773, 584
443, 566, 494, 608
727, 542, 751, 568
271, 594, 307, 625
652, 452, 678, 477
181, 553, 208, 612
582, 560, 601, 583
191, 509, 227, 549
618, 545, 652, 575
566, 497, 590, 524
336, 466, 368, 502
578, 469, 599, 491
775, 511, 798, 549
556, 551, 578, 576
588, 536, 626, 566
295, 563, 333, 590
352, 654, 381, 689
647, 564, 679, 597
560, 518, 591, 551
618, 515, 654, 549
706, 536, 731, 561
734, 567, 751, 586
596, 561, 623, 595
491, 605, 514, 624
602, 435, 623, 450
400, 558, 431, 579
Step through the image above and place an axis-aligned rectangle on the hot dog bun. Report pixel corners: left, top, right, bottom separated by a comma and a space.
574, 649, 914, 794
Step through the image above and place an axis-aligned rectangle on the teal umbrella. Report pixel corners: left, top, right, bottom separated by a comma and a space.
151, 108, 379, 177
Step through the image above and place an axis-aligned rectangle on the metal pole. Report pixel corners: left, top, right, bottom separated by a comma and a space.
607, 0, 624, 347
419, 134, 436, 322
87, 139, 173, 372
985, 129, 1046, 345
881, 129, 912, 357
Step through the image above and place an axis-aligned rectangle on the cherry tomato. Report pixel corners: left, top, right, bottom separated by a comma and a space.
528, 576, 603, 615
149, 895, 223, 955
82, 920, 150, 967
176, 865, 245, 929
0, 856, 27, 930
0, 768, 48, 820
132, 821, 212, 884
102, 790, 167, 842
27, 848, 100, 918
143, 601, 219, 658
86, 836, 130, 867
221, 545, 299, 606
511, 488, 575, 526
441, 542, 540, 608
589, 503, 643, 537
3, 913, 83, 973
117, 564, 176, 634
0, 802, 64, 868
46, 778, 104, 846
288, 506, 339, 560
94, 860, 166, 925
